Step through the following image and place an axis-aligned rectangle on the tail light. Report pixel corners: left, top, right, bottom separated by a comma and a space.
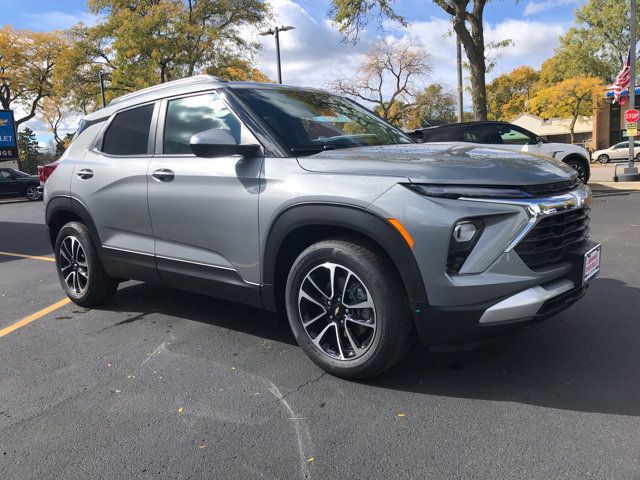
38, 161, 59, 185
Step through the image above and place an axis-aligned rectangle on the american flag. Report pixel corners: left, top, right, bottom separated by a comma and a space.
613, 48, 631, 105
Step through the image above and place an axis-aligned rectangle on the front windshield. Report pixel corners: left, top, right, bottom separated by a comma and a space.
234, 87, 412, 154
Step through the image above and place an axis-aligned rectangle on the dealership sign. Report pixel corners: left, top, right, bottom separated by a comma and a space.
0, 110, 18, 159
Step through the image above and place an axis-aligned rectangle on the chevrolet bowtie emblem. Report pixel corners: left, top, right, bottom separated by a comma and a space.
0, 119, 8, 127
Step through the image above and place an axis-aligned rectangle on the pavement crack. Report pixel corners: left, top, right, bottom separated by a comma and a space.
281, 372, 327, 402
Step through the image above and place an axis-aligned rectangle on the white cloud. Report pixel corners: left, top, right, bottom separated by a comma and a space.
254, 0, 373, 88
524, 0, 580, 16
21, 11, 97, 30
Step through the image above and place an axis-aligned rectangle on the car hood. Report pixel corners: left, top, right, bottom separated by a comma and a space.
297, 143, 576, 186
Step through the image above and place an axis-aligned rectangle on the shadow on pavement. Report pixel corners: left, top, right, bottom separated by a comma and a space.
102, 281, 297, 346
0, 221, 52, 262
98, 276, 640, 417
375, 277, 640, 417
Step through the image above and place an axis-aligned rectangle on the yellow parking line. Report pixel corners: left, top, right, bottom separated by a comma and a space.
0, 298, 71, 338
0, 251, 55, 262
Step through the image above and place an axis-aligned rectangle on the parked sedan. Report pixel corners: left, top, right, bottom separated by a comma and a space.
591, 141, 640, 164
0, 168, 41, 200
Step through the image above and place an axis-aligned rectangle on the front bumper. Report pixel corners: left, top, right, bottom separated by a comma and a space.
411, 277, 588, 345
370, 182, 595, 345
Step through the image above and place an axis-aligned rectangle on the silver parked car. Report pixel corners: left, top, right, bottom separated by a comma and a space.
592, 141, 640, 163
43, 76, 600, 378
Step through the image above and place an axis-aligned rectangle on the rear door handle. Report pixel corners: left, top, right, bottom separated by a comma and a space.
151, 169, 175, 182
76, 169, 94, 180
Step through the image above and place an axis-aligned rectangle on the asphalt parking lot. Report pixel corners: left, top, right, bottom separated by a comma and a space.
1, 193, 639, 479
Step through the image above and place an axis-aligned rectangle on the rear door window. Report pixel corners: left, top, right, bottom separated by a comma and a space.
102, 104, 154, 155
464, 124, 501, 143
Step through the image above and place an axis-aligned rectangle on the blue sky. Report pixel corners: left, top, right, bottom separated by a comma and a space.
3, 0, 587, 143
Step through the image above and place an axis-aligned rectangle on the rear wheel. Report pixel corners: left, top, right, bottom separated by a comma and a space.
285, 238, 412, 379
597, 154, 610, 164
25, 185, 40, 201
54, 222, 119, 307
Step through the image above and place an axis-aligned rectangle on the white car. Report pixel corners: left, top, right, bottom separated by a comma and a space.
592, 141, 640, 164
410, 121, 592, 183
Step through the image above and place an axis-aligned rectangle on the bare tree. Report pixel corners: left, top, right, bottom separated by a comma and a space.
328, 38, 431, 122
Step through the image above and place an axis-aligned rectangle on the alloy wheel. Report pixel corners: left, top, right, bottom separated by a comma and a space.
26, 185, 40, 200
58, 236, 89, 294
297, 262, 377, 361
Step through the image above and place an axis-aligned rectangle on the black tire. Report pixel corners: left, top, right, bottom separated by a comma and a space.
25, 185, 40, 201
54, 221, 118, 307
597, 154, 610, 164
285, 238, 412, 379
564, 157, 588, 183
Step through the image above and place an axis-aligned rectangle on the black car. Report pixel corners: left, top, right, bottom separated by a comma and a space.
407, 121, 591, 183
0, 168, 42, 201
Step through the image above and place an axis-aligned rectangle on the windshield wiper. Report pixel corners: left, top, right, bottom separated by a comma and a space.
289, 145, 340, 154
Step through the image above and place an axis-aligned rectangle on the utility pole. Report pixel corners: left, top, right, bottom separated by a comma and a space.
259, 26, 295, 84
98, 71, 106, 108
620, 0, 640, 181
456, 37, 464, 123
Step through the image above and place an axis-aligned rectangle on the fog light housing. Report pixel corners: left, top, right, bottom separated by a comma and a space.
447, 219, 484, 274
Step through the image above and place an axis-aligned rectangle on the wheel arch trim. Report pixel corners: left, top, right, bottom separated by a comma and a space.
261, 202, 428, 311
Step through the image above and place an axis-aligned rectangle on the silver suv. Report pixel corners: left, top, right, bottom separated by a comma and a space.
44, 76, 601, 378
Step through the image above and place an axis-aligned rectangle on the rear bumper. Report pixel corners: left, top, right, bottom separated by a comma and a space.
412, 278, 588, 346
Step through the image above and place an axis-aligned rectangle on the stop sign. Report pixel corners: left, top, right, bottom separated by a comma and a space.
624, 109, 639, 123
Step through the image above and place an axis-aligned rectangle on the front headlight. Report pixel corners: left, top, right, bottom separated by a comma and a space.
404, 183, 531, 199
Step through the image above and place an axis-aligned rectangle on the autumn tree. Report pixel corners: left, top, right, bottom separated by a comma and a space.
58, 0, 269, 111
487, 66, 539, 121
331, 0, 494, 120
406, 83, 456, 129
328, 38, 431, 123
0, 26, 67, 128
530, 76, 604, 143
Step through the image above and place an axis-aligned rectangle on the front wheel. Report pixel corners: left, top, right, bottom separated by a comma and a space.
565, 158, 588, 183
54, 221, 119, 307
285, 239, 412, 379
25, 185, 41, 201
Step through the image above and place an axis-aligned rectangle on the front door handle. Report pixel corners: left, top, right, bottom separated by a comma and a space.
151, 169, 175, 182
76, 169, 94, 180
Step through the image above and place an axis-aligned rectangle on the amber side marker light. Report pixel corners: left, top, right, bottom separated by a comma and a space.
388, 218, 414, 249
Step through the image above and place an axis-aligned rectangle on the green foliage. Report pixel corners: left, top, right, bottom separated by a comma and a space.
554, 0, 640, 83
406, 84, 457, 129
17, 128, 41, 174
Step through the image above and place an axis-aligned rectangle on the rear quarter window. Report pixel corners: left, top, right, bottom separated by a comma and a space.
102, 104, 154, 155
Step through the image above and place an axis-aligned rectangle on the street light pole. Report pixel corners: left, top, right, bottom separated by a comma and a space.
259, 26, 295, 84
619, 0, 640, 181
98, 71, 106, 108
456, 37, 463, 123
628, 0, 637, 170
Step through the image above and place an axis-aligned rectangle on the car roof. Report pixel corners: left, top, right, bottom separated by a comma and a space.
83, 75, 330, 122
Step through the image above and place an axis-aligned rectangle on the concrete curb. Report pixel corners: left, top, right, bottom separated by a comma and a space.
589, 182, 640, 191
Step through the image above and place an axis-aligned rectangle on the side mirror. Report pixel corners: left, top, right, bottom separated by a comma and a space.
189, 129, 260, 158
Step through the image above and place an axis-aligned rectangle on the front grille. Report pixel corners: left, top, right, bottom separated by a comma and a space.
515, 208, 590, 270
521, 179, 579, 197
